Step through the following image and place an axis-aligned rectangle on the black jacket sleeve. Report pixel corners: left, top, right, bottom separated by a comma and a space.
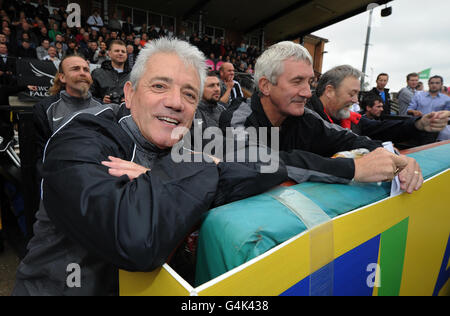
358, 116, 422, 143
281, 112, 382, 184
42, 116, 287, 272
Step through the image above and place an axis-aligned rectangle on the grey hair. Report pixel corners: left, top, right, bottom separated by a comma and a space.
129, 37, 207, 97
315, 65, 363, 97
254, 41, 313, 92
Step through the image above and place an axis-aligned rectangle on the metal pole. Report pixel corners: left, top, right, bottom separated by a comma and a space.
361, 8, 374, 91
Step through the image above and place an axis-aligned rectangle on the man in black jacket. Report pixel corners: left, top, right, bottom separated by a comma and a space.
368, 73, 391, 115
307, 65, 448, 147
90, 40, 130, 104
13, 38, 286, 296
220, 41, 423, 192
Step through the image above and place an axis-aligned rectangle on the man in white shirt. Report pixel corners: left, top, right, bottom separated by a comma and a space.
87, 9, 104, 32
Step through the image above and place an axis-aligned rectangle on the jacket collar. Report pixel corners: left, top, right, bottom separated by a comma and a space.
306, 95, 330, 122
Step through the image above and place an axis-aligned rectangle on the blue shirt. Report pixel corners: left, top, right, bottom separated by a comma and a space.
408, 92, 450, 140
408, 91, 450, 114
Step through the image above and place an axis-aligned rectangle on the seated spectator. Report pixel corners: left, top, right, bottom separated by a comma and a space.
108, 12, 122, 32
0, 43, 15, 85
48, 22, 62, 43
218, 62, 244, 105
126, 44, 135, 69
64, 38, 85, 58
86, 40, 100, 64
36, 38, 50, 60
51, 34, 67, 52
139, 32, 148, 47
195, 71, 226, 130
122, 16, 134, 35
17, 39, 37, 58
147, 25, 158, 40
35, 0, 49, 23
97, 41, 109, 64
361, 94, 385, 120
13, 38, 286, 296
54, 41, 64, 59
87, 9, 104, 32
36, 26, 50, 44
33, 54, 101, 182
90, 40, 130, 104
18, 31, 36, 48
42, 46, 60, 62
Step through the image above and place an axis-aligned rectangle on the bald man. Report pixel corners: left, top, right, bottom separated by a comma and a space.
218, 62, 244, 105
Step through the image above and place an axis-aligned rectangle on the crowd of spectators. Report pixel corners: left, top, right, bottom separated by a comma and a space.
0, 1, 260, 74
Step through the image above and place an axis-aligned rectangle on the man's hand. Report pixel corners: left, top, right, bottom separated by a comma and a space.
102, 156, 150, 180
408, 110, 423, 117
398, 156, 423, 194
353, 147, 408, 183
103, 95, 111, 104
415, 111, 450, 132
354, 148, 423, 193
225, 77, 234, 91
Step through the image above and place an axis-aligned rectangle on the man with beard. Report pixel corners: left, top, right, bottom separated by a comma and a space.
221, 41, 425, 193
33, 54, 117, 179
194, 72, 226, 129
307, 65, 449, 146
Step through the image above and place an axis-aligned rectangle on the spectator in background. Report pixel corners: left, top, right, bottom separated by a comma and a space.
48, 22, 61, 43
218, 62, 243, 105
97, 41, 109, 64
35, 0, 49, 23
441, 86, 449, 97
397, 72, 419, 116
108, 12, 122, 32
42, 45, 59, 62
37, 26, 49, 44
0, 43, 15, 85
87, 9, 104, 32
64, 38, 82, 57
51, 33, 67, 52
36, 38, 50, 60
369, 73, 391, 115
194, 71, 226, 130
362, 94, 385, 120
17, 39, 37, 58
122, 16, 134, 35
408, 76, 450, 117
90, 40, 130, 104
416, 81, 424, 91
54, 41, 64, 59
86, 40, 99, 64
126, 44, 135, 69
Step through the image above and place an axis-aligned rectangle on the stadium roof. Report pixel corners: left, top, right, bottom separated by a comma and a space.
121, 0, 393, 42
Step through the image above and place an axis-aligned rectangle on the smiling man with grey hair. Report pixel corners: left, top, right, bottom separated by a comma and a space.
221, 41, 425, 191
13, 38, 286, 296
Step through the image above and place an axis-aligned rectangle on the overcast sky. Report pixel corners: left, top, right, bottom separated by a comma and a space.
312, 0, 450, 92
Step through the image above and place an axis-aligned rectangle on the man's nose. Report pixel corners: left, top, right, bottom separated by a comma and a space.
299, 83, 312, 99
164, 89, 184, 111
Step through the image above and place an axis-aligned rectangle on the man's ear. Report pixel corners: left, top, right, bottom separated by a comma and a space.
123, 81, 134, 109
323, 84, 335, 100
258, 77, 271, 96
58, 72, 66, 84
